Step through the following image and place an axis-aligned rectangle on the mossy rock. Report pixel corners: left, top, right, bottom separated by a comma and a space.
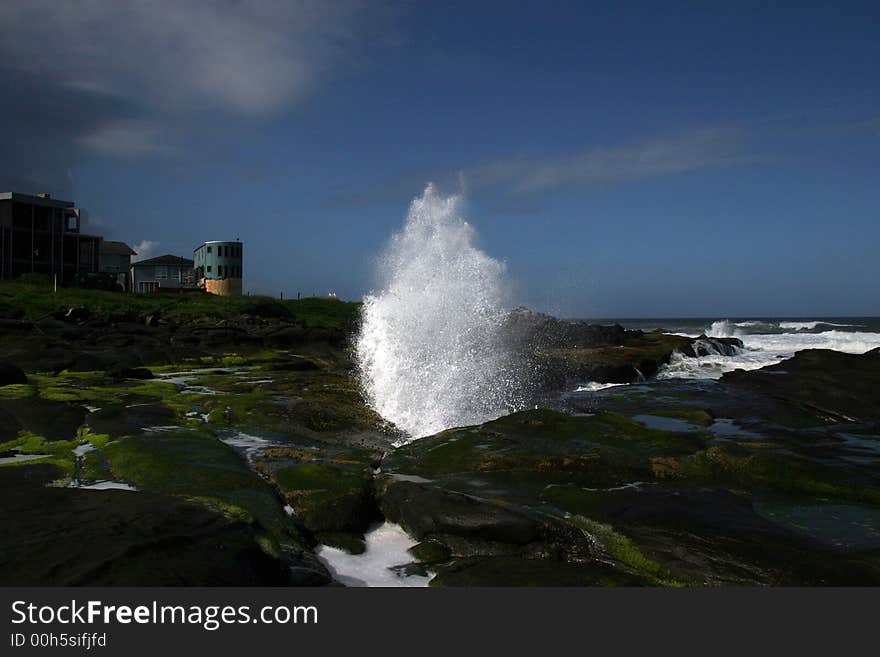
316, 531, 367, 555
409, 540, 452, 564
272, 462, 380, 534
430, 556, 650, 587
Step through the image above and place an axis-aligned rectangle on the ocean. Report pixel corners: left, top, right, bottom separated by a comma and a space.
581, 317, 880, 381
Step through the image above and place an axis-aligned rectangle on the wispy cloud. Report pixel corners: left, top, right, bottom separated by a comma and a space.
329, 126, 753, 207
464, 127, 751, 194
76, 120, 173, 158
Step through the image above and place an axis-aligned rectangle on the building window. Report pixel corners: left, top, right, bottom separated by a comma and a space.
155, 266, 168, 279
207, 246, 212, 254
139, 281, 158, 293
207, 265, 212, 273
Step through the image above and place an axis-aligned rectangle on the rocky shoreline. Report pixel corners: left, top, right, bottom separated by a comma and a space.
1, 295, 878, 586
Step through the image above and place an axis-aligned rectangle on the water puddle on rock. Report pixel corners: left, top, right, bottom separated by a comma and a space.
633, 414, 702, 432
0, 453, 51, 465
157, 367, 255, 396
755, 501, 880, 551
316, 522, 431, 587
74, 481, 138, 491
707, 418, 764, 442
218, 428, 287, 466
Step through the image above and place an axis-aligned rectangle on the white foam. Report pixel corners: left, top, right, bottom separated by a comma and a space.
76, 481, 137, 491
778, 321, 865, 331
219, 430, 276, 464
574, 382, 625, 392
316, 522, 431, 587
72, 443, 96, 457
659, 329, 880, 380
356, 185, 524, 440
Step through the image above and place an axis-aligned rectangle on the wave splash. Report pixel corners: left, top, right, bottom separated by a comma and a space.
355, 185, 523, 440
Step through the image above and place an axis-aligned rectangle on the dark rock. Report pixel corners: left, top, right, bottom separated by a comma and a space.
380, 480, 541, 545
384, 403, 880, 585
389, 562, 429, 578
87, 403, 177, 437
0, 362, 27, 386
108, 366, 155, 380
274, 357, 321, 372
0, 464, 290, 586
431, 556, 649, 586
683, 335, 744, 357
0, 397, 86, 441
0, 406, 23, 439
316, 532, 366, 555
0, 318, 32, 332
140, 309, 161, 327
263, 462, 381, 534
723, 348, 880, 422
409, 540, 452, 564
500, 308, 717, 391
53, 306, 91, 323
69, 351, 119, 372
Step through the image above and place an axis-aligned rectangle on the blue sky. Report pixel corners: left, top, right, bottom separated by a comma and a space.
2, 1, 878, 317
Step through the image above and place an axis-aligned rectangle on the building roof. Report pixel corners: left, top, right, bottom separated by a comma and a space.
131, 254, 194, 267
0, 192, 76, 209
195, 240, 242, 248
100, 240, 137, 256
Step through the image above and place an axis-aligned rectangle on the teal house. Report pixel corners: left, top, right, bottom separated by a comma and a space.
194, 240, 243, 296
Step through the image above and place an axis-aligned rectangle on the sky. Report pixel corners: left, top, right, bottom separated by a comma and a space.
1, 0, 878, 318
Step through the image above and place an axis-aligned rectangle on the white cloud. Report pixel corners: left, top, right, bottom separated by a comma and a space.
0, 0, 389, 166
0, 1, 376, 117
131, 240, 160, 262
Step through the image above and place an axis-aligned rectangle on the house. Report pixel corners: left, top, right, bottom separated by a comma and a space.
0, 191, 102, 283
193, 240, 243, 296
130, 254, 195, 293
99, 241, 137, 291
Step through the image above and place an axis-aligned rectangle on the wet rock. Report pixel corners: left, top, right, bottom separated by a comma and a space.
0, 464, 290, 586
86, 403, 177, 436
54, 306, 91, 323
723, 348, 880, 423
273, 357, 321, 372
264, 462, 380, 534
409, 540, 452, 564
385, 403, 880, 586
431, 556, 649, 587
0, 397, 86, 441
683, 335, 743, 357
380, 480, 541, 545
108, 366, 155, 380
501, 308, 737, 389
316, 532, 367, 555
0, 362, 27, 386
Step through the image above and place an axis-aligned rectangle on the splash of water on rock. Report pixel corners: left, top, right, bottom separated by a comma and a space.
355, 184, 524, 440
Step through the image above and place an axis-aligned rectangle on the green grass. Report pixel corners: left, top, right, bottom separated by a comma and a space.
0, 276, 360, 329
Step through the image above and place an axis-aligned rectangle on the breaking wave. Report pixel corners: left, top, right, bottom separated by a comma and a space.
355, 185, 525, 440
660, 318, 880, 380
